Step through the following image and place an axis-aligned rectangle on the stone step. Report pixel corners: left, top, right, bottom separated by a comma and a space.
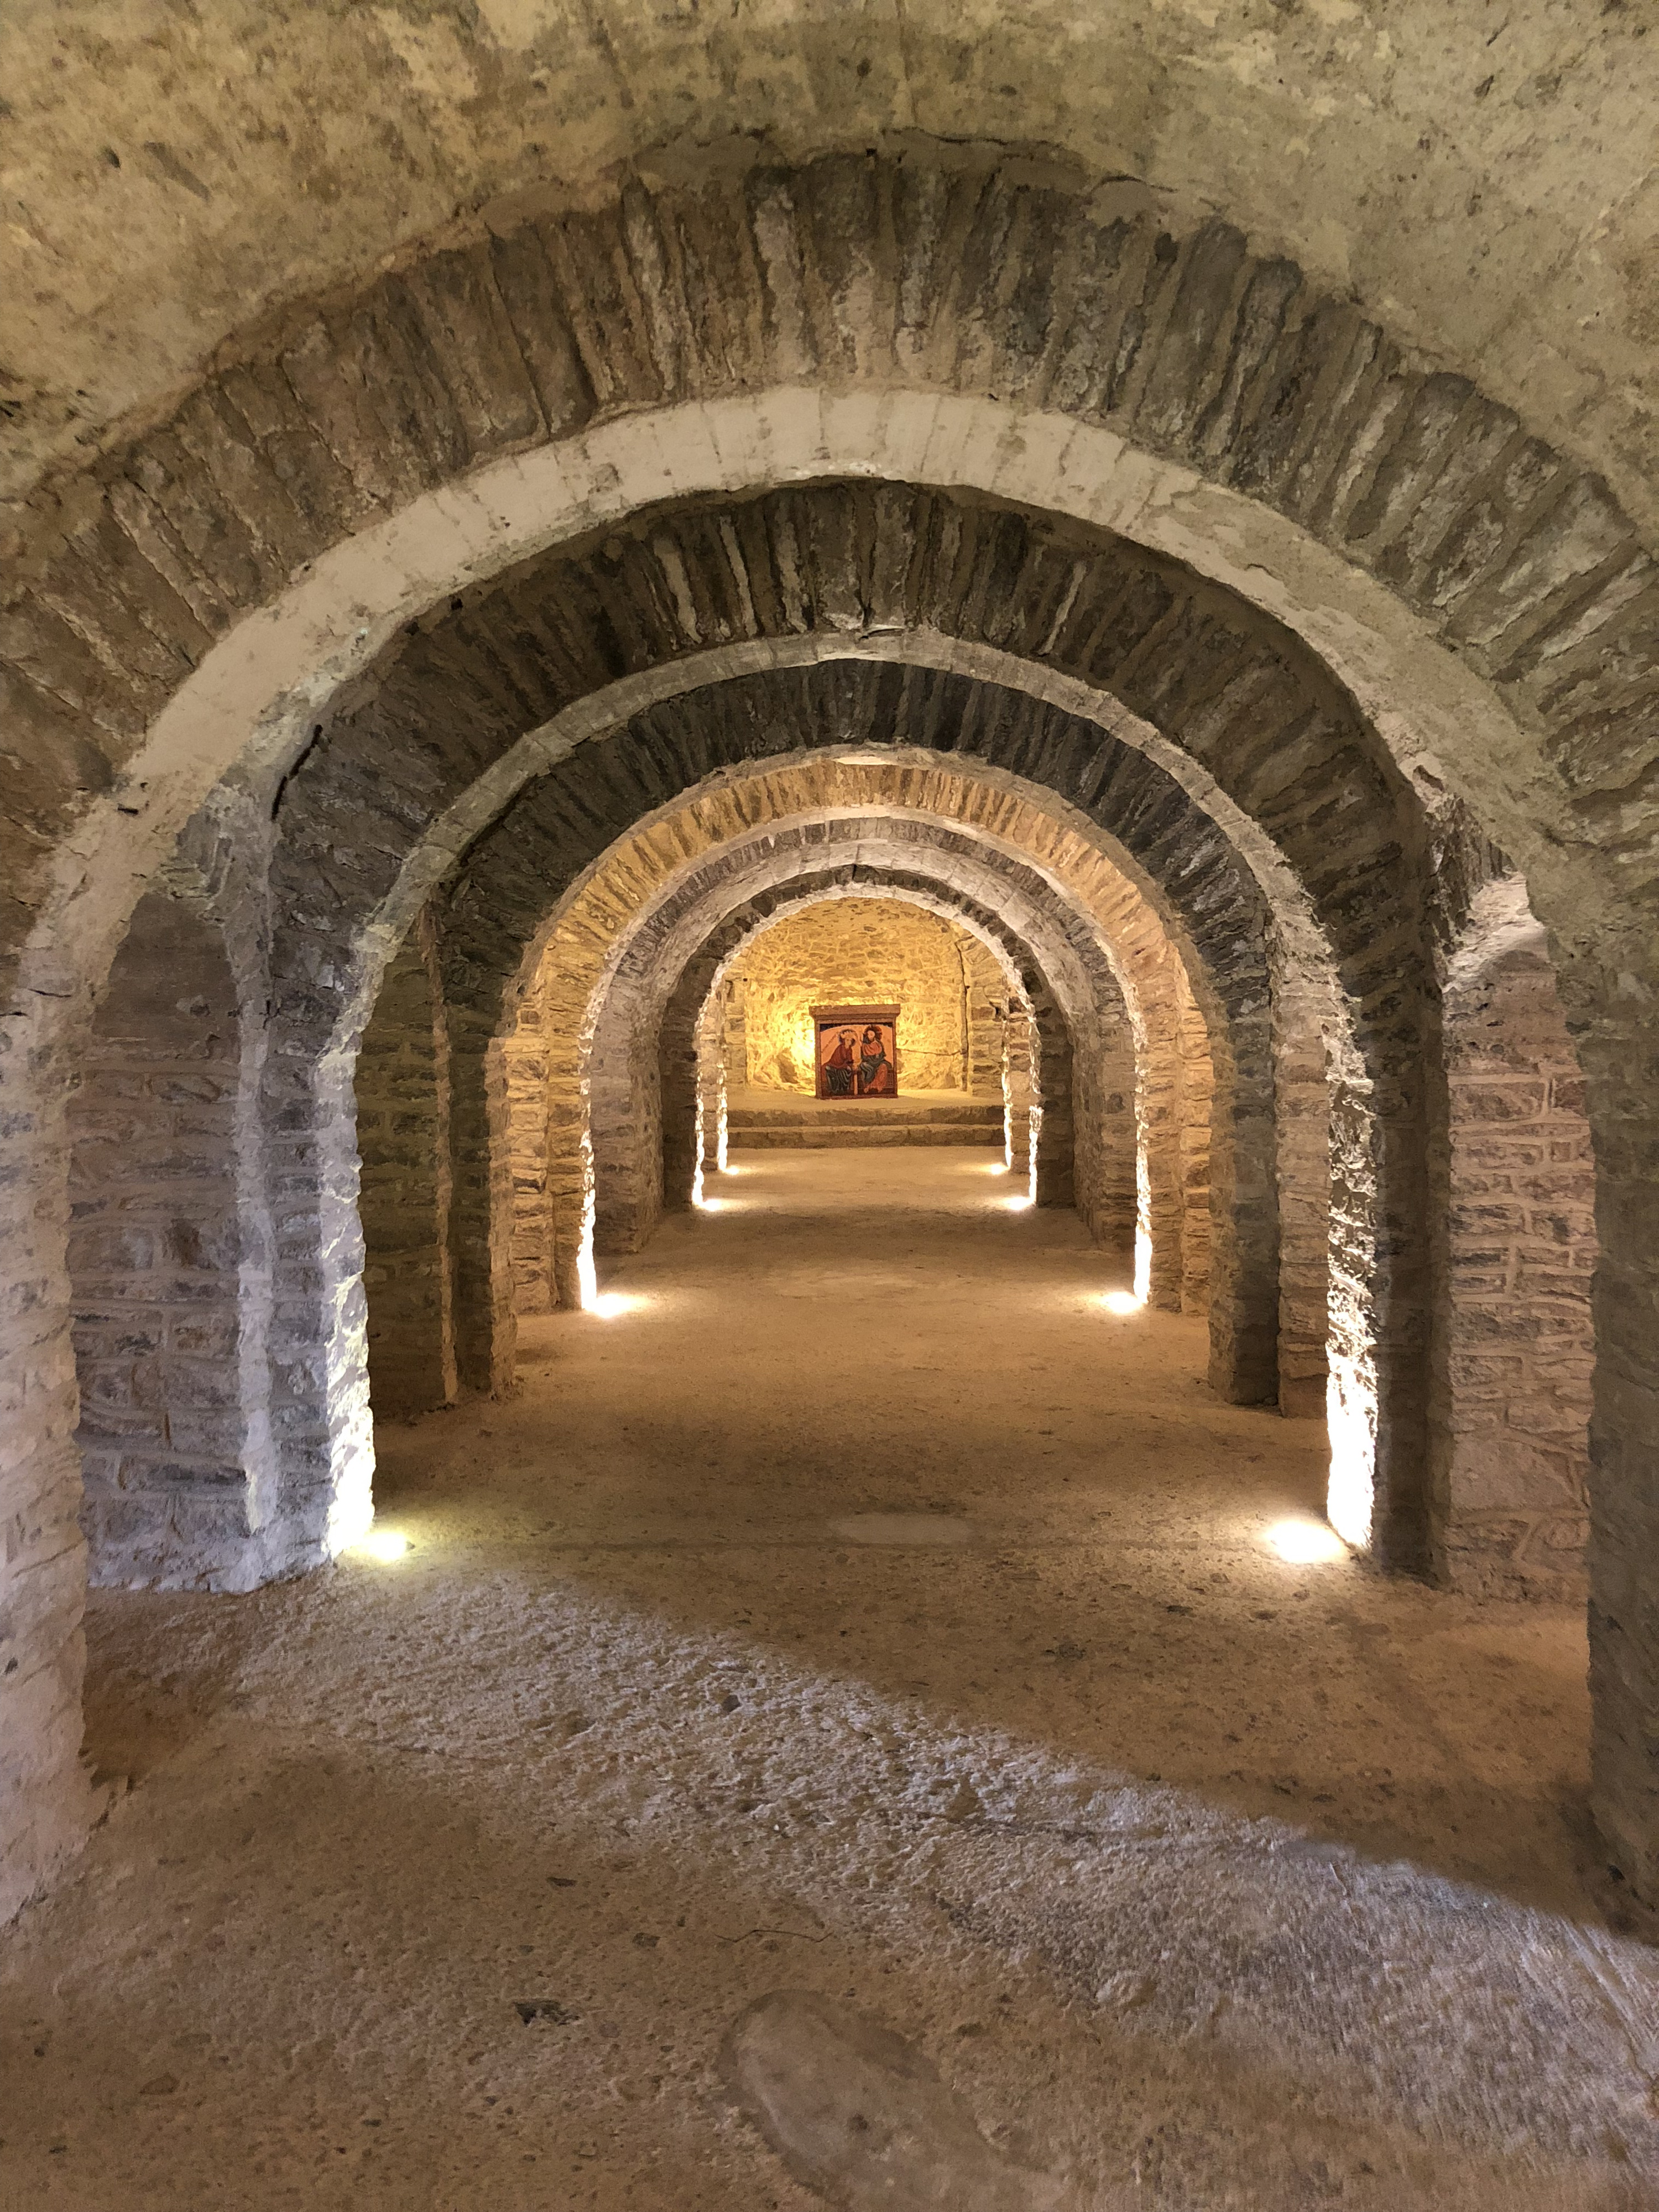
726, 1088, 1003, 1149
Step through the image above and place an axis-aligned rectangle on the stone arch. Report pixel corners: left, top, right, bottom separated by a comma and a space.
520, 806, 1135, 1277
5, 147, 1656, 1913
679, 887, 1035, 1196
8, 144, 1649, 993
458, 753, 1259, 1394
505, 846, 1098, 1313
227, 487, 1416, 1574
635, 857, 1208, 1323
641, 870, 1094, 1209
503, 823, 1131, 1302
583, 870, 1063, 1255
9, 467, 1495, 1655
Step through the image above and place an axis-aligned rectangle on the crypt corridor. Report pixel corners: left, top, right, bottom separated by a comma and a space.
3, 4, 1659, 2206
2, 1150, 1623, 2209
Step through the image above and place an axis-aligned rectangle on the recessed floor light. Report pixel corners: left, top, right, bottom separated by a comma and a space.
1266, 1519, 1348, 1565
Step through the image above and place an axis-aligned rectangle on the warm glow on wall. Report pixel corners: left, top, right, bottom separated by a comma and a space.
728, 899, 982, 1094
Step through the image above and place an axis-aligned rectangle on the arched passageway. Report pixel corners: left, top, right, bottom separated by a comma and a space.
2, 35, 1656, 2204
21, 1142, 1641, 2209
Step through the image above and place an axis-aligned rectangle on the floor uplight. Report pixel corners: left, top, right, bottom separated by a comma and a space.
1101, 1290, 1143, 1316
356, 1528, 411, 1564
1266, 1517, 1349, 1565
590, 1291, 646, 1319
1003, 1193, 1034, 1211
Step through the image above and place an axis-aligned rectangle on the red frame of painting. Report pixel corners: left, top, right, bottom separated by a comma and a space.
812, 1004, 900, 1099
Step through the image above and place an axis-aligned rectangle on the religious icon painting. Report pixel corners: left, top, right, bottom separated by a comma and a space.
813, 1004, 900, 1098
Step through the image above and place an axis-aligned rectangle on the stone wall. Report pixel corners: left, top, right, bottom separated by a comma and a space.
1177, 969, 1215, 1316
66, 891, 249, 1582
1436, 888, 1596, 1599
727, 898, 1000, 1095
1270, 942, 1336, 1423
504, 967, 556, 1316
354, 905, 457, 1417
663, 871, 1102, 1234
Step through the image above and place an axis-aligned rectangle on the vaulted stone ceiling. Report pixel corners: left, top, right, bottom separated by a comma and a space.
4, 0, 1657, 534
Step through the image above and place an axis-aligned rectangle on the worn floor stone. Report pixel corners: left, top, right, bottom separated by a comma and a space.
1, 1151, 1650, 2210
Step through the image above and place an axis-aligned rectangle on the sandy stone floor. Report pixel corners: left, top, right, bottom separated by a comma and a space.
3, 1151, 1655, 2211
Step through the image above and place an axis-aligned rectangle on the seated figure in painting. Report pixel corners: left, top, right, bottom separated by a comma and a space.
822, 1027, 858, 1097
857, 1025, 896, 1095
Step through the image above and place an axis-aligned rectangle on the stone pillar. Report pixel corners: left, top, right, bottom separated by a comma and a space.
1136, 997, 1186, 1312
722, 977, 749, 1097
354, 906, 458, 1417
1030, 990, 1076, 1210
1578, 987, 1659, 1902
590, 992, 665, 1256
0, 1057, 92, 1919
1270, 940, 1334, 1420
698, 992, 729, 1181
1194, 982, 1283, 1398
962, 947, 1007, 1101
1431, 888, 1594, 1599
658, 995, 703, 1211
67, 889, 272, 1585
1003, 1005, 1035, 1182
1072, 998, 1138, 1261
1176, 978, 1213, 1314
262, 1015, 374, 1569
445, 999, 519, 1389
503, 972, 555, 1315
1324, 983, 1434, 1573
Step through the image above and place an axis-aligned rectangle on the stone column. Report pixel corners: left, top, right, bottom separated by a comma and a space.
1578, 988, 1659, 1902
503, 972, 556, 1315
1430, 888, 1594, 1600
354, 906, 458, 1416
67, 888, 272, 1586
1136, 996, 1186, 1313
1176, 979, 1214, 1314
1030, 989, 1077, 1210
1270, 940, 1334, 1421
1003, 1005, 1035, 1183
